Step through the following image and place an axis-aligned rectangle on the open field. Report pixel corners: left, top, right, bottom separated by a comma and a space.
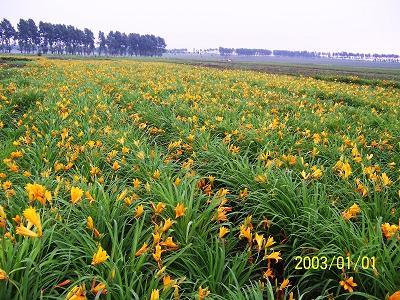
0, 56, 400, 299
162, 55, 400, 84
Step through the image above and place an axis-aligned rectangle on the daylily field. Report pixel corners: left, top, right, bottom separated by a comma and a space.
0, 57, 399, 299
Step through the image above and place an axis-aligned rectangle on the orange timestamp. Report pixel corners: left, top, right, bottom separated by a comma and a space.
294, 255, 376, 270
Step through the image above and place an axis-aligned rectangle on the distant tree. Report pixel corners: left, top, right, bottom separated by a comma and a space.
39, 21, 52, 54
156, 36, 166, 56
219, 47, 234, 56
17, 19, 28, 52
27, 19, 39, 53
127, 33, 139, 56
0, 18, 16, 52
98, 31, 107, 55
83, 28, 94, 55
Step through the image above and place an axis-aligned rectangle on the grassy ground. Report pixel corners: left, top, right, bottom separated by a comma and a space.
0, 56, 399, 299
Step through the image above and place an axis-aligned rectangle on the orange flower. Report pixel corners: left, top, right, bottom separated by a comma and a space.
0, 268, 7, 280
66, 284, 86, 300
342, 203, 361, 220
135, 242, 149, 256
339, 276, 357, 293
152, 202, 166, 215
381, 223, 399, 239
160, 237, 178, 249
279, 278, 290, 290
133, 178, 141, 189
161, 218, 175, 232
389, 291, 400, 300
112, 161, 120, 171
91, 281, 107, 295
163, 275, 175, 288
219, 226, 230, 239
135, 205, 144, 218
174, 203, 186, 219
152, 169, 161, 180
198, 286, 210, 300
152, 245, 163, 262
25, 183, 52, 205
239, 224, 252, 242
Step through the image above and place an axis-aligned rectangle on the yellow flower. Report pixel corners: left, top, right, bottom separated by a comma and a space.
90, 166, 100, 176
25, 183, 52, 205
266, 251, 282, 262
71, 187, 84, 204
339, 276, 357, 293
0, 205, 6, 219
355, 179, 368, 197
381, 173, 392, 186
23, 207, 42, 236
152, 245, 163, 262
254, 174, 267, 183
163, 275, 175, 289
16, 224, 39, 238
2, 181, 12, 190
150, 289, 159, 300
135, 204, 144, 218
254, 233, 264, 250
112, 161, 120, 171
91, 245, 109, 265
311, 166, 323, 180
265, 236, 275, 248
152, 169, 161, 180
152, 231, 161, 245
16, 207, 42, 238
174, 177, 181, 186
153, 202, 166, 215
66, 284, 87, 300
136, 151, 145, 160
219, 226, 230, 239
342, 203, 361, 220
174, 203, 186, 219
87, 216, 100, 237
334, 161, 352, 179
239, 224, 252, 243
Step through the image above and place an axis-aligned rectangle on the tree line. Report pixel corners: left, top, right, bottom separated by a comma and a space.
0, 18, 166, 56
219, 47, 318, 57
218, 47, 399, 59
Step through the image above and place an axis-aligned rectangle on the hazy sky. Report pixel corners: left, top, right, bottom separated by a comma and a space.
2, 0, 400, 53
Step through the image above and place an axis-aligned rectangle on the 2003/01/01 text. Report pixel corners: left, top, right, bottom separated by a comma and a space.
294, 256, 376, 270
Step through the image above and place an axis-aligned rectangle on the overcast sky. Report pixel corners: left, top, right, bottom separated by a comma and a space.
2, 0, 399, 53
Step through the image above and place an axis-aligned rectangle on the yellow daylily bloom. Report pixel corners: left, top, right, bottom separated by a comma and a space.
91, 246, 109, 265
71, 187, 84, 204
174, 203, 186, 219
